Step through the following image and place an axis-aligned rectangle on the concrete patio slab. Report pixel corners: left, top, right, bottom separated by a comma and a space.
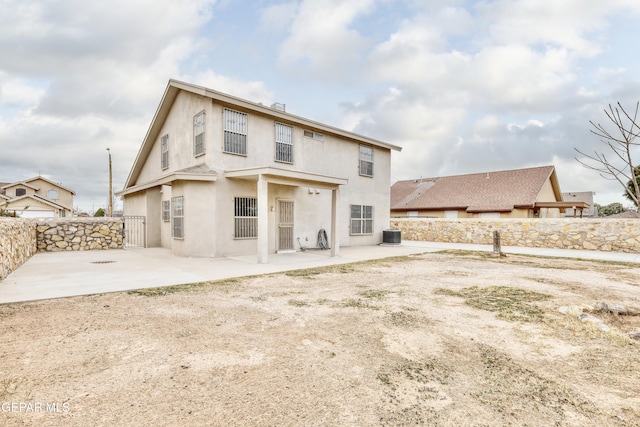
1, 240, 639, 304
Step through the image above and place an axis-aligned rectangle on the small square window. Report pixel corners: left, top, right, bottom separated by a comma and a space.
15, 188, 26, 197
303, 130, 324, 141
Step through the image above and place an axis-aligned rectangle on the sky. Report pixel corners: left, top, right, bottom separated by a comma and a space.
2, 0, 640, 214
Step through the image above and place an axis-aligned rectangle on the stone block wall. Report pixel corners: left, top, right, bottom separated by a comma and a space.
390, 218, 640, 253
35, 218, 124, 252
0, 218, 37, 281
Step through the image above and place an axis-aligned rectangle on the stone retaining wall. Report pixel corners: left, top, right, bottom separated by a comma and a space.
36, 218, 124, 252
390, 218, 640, 253
0, 218, 37, 281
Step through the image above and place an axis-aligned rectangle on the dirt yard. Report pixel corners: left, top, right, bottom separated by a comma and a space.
1, 250, 639, 426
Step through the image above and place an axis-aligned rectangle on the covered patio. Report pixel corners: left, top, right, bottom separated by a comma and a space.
225, 166, 348, 263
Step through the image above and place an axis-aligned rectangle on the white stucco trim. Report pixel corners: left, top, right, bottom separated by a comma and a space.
117, 171, 218, 197
225, 166, 347, 189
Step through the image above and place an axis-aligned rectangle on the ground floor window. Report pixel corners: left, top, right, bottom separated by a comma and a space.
172, 196, 184, 238
234, 197, 257, 238
162, 200, 170, 222
350, 204, 373, 235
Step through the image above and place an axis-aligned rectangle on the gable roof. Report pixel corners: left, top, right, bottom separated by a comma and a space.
3, 194, 71, 211
391, 165, 561, 212
123, 79, 401, 190
116, 163, 219, 197
2, 181, 39, 191
1, 176, 76, 195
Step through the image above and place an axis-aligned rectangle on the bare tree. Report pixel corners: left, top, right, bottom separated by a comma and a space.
575, 102, 640, 207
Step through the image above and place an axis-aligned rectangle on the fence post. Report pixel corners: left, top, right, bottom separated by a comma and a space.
492, 230, 504, 257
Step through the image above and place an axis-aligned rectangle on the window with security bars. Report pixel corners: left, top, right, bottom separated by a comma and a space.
161, 134, 169, 169
234, 197, 257, 238
193, 111, 205, 156
275, 122, 293, 163
162, 200, 170, 222
172, 196, 184, 238
359, 145, 373, 177
224, 108, 247, 155
350, 204, 373, 235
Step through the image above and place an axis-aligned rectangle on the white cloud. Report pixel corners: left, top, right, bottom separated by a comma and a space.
477, 0, 610, 58
0, 78, 45, 109
259, 2, 299, 33
277, 0, 375, 80
190, 70, 275, 104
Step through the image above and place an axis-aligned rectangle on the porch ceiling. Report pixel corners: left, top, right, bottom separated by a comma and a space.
225, 166, 348, 190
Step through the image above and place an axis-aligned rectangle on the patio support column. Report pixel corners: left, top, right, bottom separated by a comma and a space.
330, 186, 340, 257
257, 174, 269, 264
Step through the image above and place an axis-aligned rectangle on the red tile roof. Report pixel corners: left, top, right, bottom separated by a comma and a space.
391, 166, 560, 212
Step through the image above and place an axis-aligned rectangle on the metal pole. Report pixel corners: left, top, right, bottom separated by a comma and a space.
107, 148, 113, 217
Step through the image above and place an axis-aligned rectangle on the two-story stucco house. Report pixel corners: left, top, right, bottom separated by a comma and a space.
1, 176, 75, 217
118, 80, 401, 262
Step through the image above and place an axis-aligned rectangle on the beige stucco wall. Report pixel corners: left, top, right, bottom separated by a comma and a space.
0, 218, 37, 281
126, 90, 393, 257
390, 218, 640, 253
29, 178, 74, 208
4, 197, 59, 216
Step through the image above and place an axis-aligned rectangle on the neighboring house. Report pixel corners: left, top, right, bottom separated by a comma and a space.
1, 176, 75, 218
562, 192, 596, 217
117, 79, 401, 262
604, 210, 640, 219
391, 166, 589, 219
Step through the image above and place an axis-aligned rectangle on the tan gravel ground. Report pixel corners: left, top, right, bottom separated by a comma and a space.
1, 250, 639, 426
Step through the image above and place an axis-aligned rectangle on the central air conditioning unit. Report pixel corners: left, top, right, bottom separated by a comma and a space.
382, 229, 401, 245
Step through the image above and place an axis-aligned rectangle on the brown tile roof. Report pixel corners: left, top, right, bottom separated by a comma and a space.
391, 166, 559, 212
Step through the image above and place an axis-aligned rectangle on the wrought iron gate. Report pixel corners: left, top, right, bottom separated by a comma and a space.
123, 216, 146, 248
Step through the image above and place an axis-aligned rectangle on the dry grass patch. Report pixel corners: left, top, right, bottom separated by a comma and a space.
127, 278, 241, 296
434, 285, 551, 322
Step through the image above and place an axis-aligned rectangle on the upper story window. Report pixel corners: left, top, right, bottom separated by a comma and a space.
359, 145, 374, 177
224, 108, 247, 155
15, 188, 26, 197
193, 111, 205, 157
275, 123, 293, 163
161, 134, 169, 170
47, 189, 58, 199
303, 130, 324, 141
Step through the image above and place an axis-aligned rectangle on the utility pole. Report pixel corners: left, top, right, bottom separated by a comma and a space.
107, 148, 113, 217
